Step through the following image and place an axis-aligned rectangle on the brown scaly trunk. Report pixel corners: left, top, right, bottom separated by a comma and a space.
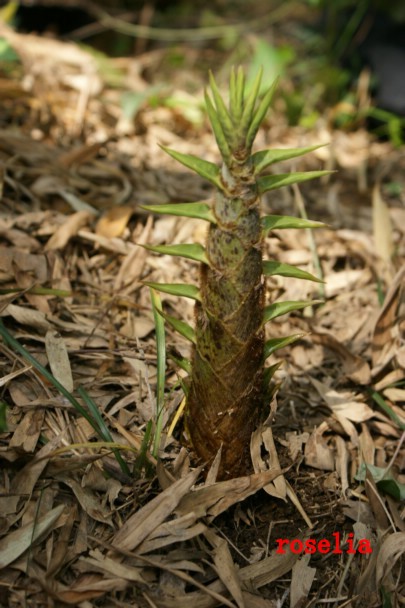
186, 162, 265, 478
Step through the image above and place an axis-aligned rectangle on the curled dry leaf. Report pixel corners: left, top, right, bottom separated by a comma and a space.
372, 265, 405, 369
251, 425, 287, 500
45, 329, 74, 392
310, 377, 374, 423
372, 183, 394, 264
304, 422, 334, 471
0, 504, 64, 569
311, 331, 371, 384
45, 210, 93, 250
95, 205, 133, 238
375, 532, 405, 590
290, 554, 316, 608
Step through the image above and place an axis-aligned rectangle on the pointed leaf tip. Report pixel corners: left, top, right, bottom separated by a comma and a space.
258, 170, 333, 194
264, 334, 306, 359
262, 214, 328, 233
142, 243, 209, 265
160, 145, 222, 189
263, 300, 323, 324
142, 282, 201, 301
263, 261, 324, 283
159, 311, 196, 344
140, 202, 216, 224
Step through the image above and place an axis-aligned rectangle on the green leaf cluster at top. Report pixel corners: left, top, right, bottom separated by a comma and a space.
205, 66, 278, 166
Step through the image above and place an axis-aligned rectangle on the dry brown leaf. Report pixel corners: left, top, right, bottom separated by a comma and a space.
310, 377, 374, 423
58, 141, 105, 169
304, 422, 334, 471
372, 183, 394, 264
290, 555, 316, 608
0, 504, 64, 569
0, 433, 62, 520
58, 476, 114, 527
80, 548, 146, 583
176, 468, 283, 522
1, 302, 51, 330
335, 435, 349, 494
364, 468, 390, 531
241, 592, 276, 607
375, 532, 405, 589
0, 248, 49, 284
372, 265, 405, 368
359, 422, 376, 465
95, 205, 133, 238
45, 210, 93, 250
9, 408, 44, 453
136, 513, 207, 554
112, 467, 201, 552
311, 331, 371, 384
251, 426, 286, 500
206, 530, 245, 608
45, 329, 74, 392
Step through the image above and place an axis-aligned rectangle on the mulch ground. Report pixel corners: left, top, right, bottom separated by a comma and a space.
0, 13, 404, 608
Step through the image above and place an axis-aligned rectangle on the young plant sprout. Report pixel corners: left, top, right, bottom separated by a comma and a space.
143, 67, 328, 479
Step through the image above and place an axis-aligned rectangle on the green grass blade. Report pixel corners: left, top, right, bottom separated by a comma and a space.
262, 214, 327, 233
150, 288, 166, 458
140, 202, 216, 223
263, 261, 325, 283
263, 300, 323, 323
77, 387, 130, 476
0, 319, 130, 476
252, 144, 327, 174
142, 243, 209, 265
142, 282, 201, 301
161, 145, 222, 189
258, 171, 333, 194
370, 390, 405, 430
264, 334, 305, 359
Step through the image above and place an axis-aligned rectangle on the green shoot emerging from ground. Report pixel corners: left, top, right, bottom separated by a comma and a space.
143, 67, 329, 479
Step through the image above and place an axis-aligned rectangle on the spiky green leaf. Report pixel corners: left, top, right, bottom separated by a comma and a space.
140, 202, 216, 223
142, 243, 209, 265
246, 77, 278, 150
143, 282, 201, 301
263, 261, 324, 283
208, 70, 234, 142
239, 67, 263, 140
252, 144, 327, 174
161, 145, 222, 189
258, 170, 333, 194
264, 361, 283, 388
159, 311, 196, 344
264, 334, 306, 360
263, 300, 323, 324
229, 66, 244, 124
168, 352, 192, 374
205, 90, 232, 164
262, 214, 327, 233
